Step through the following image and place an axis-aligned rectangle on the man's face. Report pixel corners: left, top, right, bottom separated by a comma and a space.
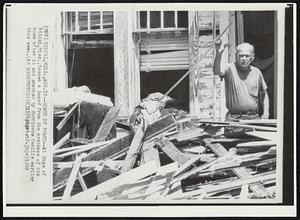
236, 49, 254, 70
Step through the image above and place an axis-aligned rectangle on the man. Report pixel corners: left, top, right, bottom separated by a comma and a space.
213, 41, 269, 121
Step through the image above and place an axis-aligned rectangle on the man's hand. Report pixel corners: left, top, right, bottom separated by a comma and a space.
215, 40, 228, 55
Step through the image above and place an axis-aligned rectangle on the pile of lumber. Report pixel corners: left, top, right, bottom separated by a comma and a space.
53, 106, 278, 201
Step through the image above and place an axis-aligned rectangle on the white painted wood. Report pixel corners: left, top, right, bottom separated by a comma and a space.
71, 161, 157, 201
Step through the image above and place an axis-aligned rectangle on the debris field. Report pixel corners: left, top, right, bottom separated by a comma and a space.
53, 96, 277, 201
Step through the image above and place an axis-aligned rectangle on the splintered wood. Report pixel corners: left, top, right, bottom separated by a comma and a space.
53, 110, 278, 201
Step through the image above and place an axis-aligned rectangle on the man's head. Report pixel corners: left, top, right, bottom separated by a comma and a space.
236, 43, 255, 70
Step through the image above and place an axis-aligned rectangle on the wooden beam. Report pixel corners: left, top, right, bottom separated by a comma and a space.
144, 114, 176, 140
142, 142, 161, 167
121, 121, 146, 172
84, 132, 133, 161
53, 132, 70, 150
53, 133, 133, 191
71, 161, 157, 201
155, 137, 191, 166
77, 171, 88, 191
92, 105, 120, 142
144, 162, 178, 200
236, 141, 276, 148
171, 127, 204, 142
62, 154, 84, 200
55, 140, 114, 158
203, 139, 271, 198
53, 161, 103, 169
167, 172, 276, 199
56, 102, 79, 130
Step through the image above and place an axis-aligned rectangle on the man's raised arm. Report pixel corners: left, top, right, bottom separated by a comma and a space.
213, 40, 227, 76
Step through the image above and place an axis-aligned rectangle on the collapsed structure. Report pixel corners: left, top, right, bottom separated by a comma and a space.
53, 91, 277, 201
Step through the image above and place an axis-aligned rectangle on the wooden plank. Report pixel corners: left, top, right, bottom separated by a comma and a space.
246, 131, 278, 141
56, 102, 79, 130
53, 133, 133, 191
144, 114, 176, 140
210, 138, 251, 144
53, 132, 70, 150
55, 139, 114, 158
171, 127, 204, 142
239, 119, 277, 126
85, 132, 133, 161
142, 142, 161, 167
54, 140, 112, 155
140, 65, 189, 72
228, 124, 277, 132
77, 171, 88, 191
71, 161, 158, 201
144, 162, 178, 200
204, 139, 271, 198
53, 161, 102, 169
62, 154, 84, 200
167, 173, 276, 199
106, 176, 154, 200
236, 141, 276, 148
155, 137, 191, 166
121, 121, 146, 172
92, 105, 121, 142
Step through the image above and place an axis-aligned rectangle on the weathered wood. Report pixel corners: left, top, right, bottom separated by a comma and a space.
70, 40, 114, 49
167, 172, 276, 199
53, 161, 103, 169
62, 155, 84, 200
56, 102, 79, 130
77, 171, 88, 191
114, 11, 140, 116
144, 114, 177, 140
155, 137, 191, 166
239, 119, 277, 126
55, 140, 114, 158
122, 121, 146, 172
92, 105, 121, 142
171, 127, 204, 142
144, 162, 178, 200
53, 132, 70, 150
53, 133, 133, 191
173, 154, 215, 178
84, 132, 133, 161
204, 139, 271, 198
71, 161, 157, 201
142, 142, 161, 167
106, 175, 154, 200
246, 131, 278, 141
227, 124, 277, 132
69, 137, 91, 145
236, 141, 276, 148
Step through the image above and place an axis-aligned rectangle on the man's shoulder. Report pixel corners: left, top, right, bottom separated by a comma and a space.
250, 65, 263, 74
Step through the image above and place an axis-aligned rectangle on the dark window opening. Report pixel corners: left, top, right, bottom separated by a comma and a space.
68, 35, 114, 102
140, 70, 189, 112
177, 11, 188, 28
150, 11, 161, 28
242, 11, 275, 119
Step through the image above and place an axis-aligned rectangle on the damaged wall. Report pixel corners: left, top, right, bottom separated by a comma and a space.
189, 11, 228, 120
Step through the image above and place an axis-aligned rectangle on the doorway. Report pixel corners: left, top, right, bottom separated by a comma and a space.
241, 11, 276, 118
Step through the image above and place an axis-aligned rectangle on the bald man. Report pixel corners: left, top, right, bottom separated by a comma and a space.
213, 41, 269, 121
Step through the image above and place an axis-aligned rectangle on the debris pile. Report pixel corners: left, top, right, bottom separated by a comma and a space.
53, 93, 277, 201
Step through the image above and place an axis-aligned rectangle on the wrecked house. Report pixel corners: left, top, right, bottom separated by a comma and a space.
53, 10, 279, 201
